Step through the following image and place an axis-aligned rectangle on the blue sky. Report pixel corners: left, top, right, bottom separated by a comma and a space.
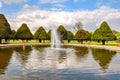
0, 0, 120, 33
1, 0, 120, 13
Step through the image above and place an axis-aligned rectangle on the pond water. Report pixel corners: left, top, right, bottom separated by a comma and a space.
0, 45, 120, 80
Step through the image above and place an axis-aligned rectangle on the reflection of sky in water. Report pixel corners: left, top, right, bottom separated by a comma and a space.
0, 46, 120, 80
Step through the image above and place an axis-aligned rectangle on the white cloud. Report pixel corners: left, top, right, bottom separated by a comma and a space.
7, 5, 120, 34
96, 0, 120, 8
0, 2, 2, 9
39, 0, 68, 4
53, 4, 66, 8
2, 0, 27, 5
50, 7, 62, 11
39, 0, 67, 11
23, 4, 39, 10
74, 0, 86, 3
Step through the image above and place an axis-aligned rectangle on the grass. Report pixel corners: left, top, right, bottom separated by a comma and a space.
84, 41, 117, 46
9, 40, 50, 44
6, 40, 119, 47
64, 40, 118, 46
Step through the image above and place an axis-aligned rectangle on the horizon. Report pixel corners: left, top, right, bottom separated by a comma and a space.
0, 0, 120, 33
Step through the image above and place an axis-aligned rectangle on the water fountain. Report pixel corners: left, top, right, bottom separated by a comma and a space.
51, 28, 61, 49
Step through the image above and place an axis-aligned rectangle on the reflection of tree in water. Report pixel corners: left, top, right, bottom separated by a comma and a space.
33, 45, 49, 52
74, 46, 89, 61
92, 48, 116, 70
0, 47, 13, 74
14, 46, 32, 65
58, 52, 67, 63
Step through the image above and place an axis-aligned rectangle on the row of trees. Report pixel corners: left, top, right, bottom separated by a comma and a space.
0, 14, 117, 45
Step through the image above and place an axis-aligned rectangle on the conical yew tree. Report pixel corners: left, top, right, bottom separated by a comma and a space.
15, 23, 33, 41
0, 14, 12, 43
92, 21, 116, 45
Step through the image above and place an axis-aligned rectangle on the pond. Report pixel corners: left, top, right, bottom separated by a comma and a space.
0, 45, 120, 80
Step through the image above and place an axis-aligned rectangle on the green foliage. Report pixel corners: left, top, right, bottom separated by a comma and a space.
74, 29, 89, 40
57, 25, 67, 40
34, 26, 45, 39
88, 32, 93, 40
0, 24, 9, 38
47, 30, 51, 40
10, 30, 16, 39
92, 21, 116, 45
34, 26, 48, 42
39, 30, 48, 40
67, 31, 74, 39
67, 31, 74, 42
112, 30, 119, 34
116, 32, 120, 40
92, 21, 116, 41
0, 14, 12, 39
15, 23, 33, 40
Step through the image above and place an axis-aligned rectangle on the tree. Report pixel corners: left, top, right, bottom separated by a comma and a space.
47, 30, 51, 40
88, 32, 93, 41
67, 31, 74, 43
0, 14, 12, 43
112, 30, 119, 34
112, 30, 120, 42
92, 21, 116, 45
74, 21, 83, 31
15, 23, 33, 41
74, 29, 89, 44
116, 32, 120, 41
10, 30, 16, 41
57, 25, 67, 42
34, 26, 46, 43
39, 30, 48, 43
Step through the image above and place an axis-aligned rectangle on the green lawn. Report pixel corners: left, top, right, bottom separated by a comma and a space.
9, 40, 50, 44
64, 40, 118, 46
8, 40, 118, 46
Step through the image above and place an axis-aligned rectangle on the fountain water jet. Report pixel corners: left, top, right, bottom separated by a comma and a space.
51, 28, 61, 49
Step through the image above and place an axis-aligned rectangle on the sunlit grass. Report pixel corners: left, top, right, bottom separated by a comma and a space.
9, 40, 51, 44
64, 40, 118, 46
8, 40, 119, 46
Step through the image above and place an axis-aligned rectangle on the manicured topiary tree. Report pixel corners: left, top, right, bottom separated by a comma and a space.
10, 30, 16, 41
39, 30, 48, 43
34, 26, 46, 42
15, 23, 33, 41
67, 31, 74, 43
57, 25, 67, 42
74, 29, 89, 44
0, 14, 12, 43
47, 30, 51, 40
92, 21, 116, 45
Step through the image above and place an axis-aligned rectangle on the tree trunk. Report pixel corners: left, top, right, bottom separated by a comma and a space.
79, 39, 83, 44
68, 40, 70, 43
39, 39, 41, 43
5, 38, 7, 42
80, 40, 83, 44
102, 40, 105, 45
97, 40, 100, 43
26, 39, 29, 42
0, 38, 1, 44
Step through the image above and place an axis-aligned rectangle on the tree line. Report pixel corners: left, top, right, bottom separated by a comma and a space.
0, 14, 118, 45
